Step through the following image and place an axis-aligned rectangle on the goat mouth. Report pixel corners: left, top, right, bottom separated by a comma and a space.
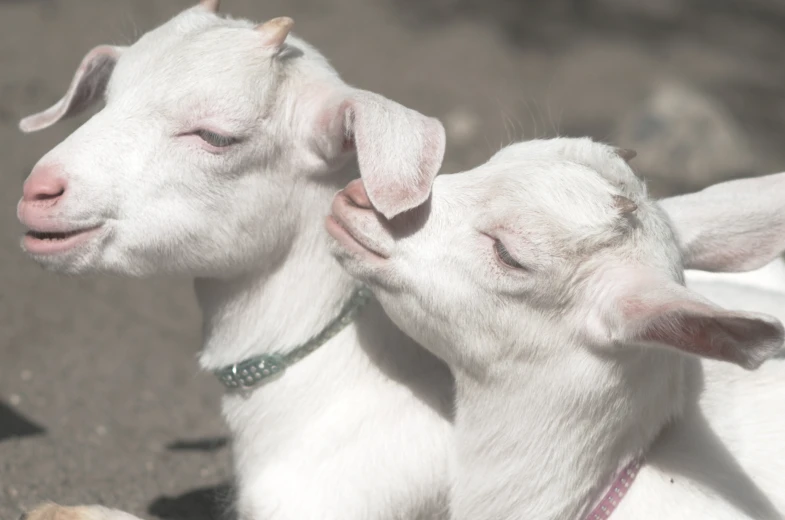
23, 226, 102, 255
326, 215, 387, 260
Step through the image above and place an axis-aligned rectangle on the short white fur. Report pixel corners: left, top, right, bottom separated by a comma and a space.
330, 137, 785, 520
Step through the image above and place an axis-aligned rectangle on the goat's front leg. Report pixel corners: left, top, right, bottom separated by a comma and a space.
22, 503, 144, 520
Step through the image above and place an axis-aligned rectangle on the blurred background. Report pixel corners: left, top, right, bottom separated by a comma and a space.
1, 0, 783, 518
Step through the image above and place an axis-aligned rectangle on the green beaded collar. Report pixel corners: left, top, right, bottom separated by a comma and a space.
214, 286, 372, 391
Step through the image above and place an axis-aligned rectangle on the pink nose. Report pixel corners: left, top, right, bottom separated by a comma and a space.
23, 165, 67, 205
343, 179, 373, 209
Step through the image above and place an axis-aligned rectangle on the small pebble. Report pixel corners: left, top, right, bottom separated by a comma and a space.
95, 425, 108, 436
9, 394, 21, 406
20, 370, 32, 381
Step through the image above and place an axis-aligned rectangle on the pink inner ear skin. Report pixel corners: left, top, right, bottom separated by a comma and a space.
634, 310, 784, 370
19, 44, 121, 133
639, 315, 723, 359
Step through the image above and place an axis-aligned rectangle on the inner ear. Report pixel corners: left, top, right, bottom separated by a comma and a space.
19, 45, 123, 133
636, 308, 782, 369
659, 171, 785, 273
619, 283, 784, 370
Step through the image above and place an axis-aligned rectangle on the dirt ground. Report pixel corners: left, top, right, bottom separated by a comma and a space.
1, 1, 784, 519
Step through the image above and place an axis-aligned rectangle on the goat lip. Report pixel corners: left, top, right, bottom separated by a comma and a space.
326, 215, 387, 260
23, 225, 102, 256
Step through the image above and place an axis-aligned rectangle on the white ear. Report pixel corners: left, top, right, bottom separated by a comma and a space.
659, 172, 785, 272
596, 271, 783, 369
326, 90, 445, 219
19, 45, 124, 133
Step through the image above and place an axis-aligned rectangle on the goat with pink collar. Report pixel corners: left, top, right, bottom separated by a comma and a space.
330, 137, 785, 520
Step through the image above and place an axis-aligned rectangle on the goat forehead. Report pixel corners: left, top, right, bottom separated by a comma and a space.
108, 16, 279, 113
467, 161, 615, 218
138, 8, 254, 45
117, 37, 266, 92
424, 160, 628, 253
490, 138, 645, 197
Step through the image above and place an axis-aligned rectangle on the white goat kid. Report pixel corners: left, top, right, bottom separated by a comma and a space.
329, 137, 785, 520
17, 2, 452, 520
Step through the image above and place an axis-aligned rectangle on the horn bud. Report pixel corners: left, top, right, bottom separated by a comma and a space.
613, 195, 638, 216
199, 0, 220, 13
255, 17, 295, 49
615, 148, 637, 163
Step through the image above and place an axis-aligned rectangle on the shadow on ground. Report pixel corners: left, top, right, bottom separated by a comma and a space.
148, 483, 233, 520
166, 437, 229, 453
0, 401, 45, 442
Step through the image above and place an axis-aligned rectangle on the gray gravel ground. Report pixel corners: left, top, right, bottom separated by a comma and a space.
1, 1, 784, 518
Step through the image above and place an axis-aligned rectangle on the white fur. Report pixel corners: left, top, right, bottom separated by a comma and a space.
18, 4, 452, 520
330, 137, 785, 520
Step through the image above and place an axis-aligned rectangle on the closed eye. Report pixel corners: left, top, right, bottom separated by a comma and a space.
493, 239, 525, 270
193, 129, 240, 148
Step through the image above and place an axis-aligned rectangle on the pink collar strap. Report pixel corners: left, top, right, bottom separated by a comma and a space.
583, 458, 644, 520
